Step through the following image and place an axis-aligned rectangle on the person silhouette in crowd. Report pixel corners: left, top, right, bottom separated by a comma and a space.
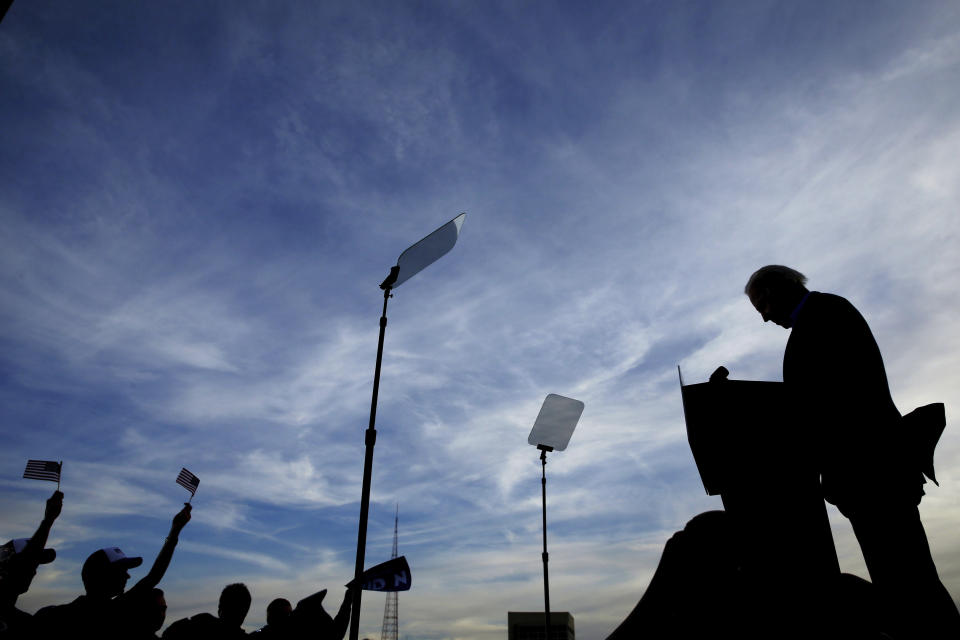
249, 588, 352, 640
162, 582, 251, 639
35, 503, 191, 639
744, 265, 960, 639
286, 588, 352, 640
0, 490, 63, 637
251, 598, 292, 637
126, 587, 167, 639
266, 598, 292, 625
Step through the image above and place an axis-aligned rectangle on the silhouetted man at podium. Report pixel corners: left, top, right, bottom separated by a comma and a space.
745, 265, 960, 639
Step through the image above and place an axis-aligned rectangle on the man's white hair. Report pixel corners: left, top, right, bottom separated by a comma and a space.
744, 265, 808, 295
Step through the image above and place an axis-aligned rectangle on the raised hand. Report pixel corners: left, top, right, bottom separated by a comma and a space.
171, 503, 192, 535
44, 490, 64, 522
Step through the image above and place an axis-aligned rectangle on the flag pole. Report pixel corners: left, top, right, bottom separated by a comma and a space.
57, 460, 62, 491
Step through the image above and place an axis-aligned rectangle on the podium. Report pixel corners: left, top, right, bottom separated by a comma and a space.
680, 375, 840, 598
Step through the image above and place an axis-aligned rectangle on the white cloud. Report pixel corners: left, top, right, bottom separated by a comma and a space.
4, 3, 960, 638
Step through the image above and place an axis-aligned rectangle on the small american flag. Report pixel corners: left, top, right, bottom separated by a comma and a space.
23, 460, 61, 483
176, 468, 200, 496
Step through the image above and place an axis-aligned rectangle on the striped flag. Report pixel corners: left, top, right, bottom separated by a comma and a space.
176, 468, 200, 496
23, 460, 61, 483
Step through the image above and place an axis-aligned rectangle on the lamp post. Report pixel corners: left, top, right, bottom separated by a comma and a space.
527, 393, 584, 640
349, 213, 466, 640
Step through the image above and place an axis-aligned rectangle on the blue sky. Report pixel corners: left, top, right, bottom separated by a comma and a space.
3, 1, 960, 638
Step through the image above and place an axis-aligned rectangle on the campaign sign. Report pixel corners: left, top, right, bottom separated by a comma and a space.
348, 555, 412, 592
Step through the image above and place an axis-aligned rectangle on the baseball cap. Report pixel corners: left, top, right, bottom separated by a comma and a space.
0, 538, 57, 566
82, 547, 143, 583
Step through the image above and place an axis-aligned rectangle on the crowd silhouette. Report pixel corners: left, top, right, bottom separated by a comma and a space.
0, 491, 353, 639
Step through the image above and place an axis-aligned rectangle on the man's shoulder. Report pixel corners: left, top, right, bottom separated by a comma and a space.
798, 292, 862, 323
788, 293, 866, 355
33, 596, 105, 634
163, 613, 217, 632
807, 291, 853, 308
34, 595, 86, 618
162, 613, 244, 639
792, 291, 877, 356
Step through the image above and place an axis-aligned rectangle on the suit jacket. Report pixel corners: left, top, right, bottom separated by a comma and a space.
783, 292, 921, 507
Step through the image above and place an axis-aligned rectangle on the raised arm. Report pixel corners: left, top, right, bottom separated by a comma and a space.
134, 503, 191, 591
22, 490, 63, 560
331, 587, 354, 640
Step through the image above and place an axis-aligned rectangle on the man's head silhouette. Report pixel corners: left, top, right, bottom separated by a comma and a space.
0, 538, 56, 597
266, 597, 292, 626
81, 547, 143, 599
218, 582, 251, 628
745, 265, 809, 328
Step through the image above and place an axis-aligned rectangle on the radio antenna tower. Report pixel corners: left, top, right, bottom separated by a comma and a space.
380, 505, 399, 640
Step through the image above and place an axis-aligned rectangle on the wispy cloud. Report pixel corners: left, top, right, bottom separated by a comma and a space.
3, 2, 960, 638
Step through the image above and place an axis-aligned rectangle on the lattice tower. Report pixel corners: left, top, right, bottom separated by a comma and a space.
380, 505, 399, 640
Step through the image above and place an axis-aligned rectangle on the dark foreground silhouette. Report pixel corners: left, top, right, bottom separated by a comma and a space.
1, 491, 352, 640
609, 266, 960, 640
0, 490, 62, 637
606, 510, 887, 640
33, 502, 191, 639
163, 583, 352, 640
746, 265, 959, 638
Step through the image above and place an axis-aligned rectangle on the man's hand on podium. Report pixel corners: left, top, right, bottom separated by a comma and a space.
709, 366, 730, 382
